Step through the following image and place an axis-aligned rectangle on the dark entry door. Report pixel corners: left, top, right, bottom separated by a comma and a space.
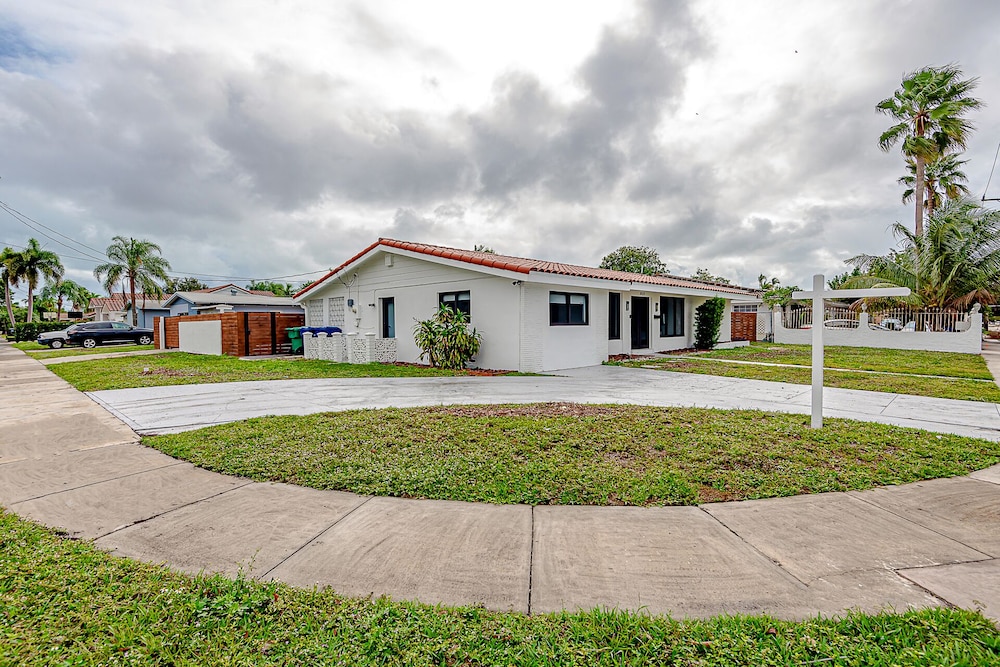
631, 297, 649, 349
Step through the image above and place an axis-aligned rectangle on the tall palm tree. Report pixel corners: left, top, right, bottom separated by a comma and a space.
0, 246, 24, 328
93, 236, 171, 326
898, 153, 971, 219
846, 199, 1000, 309
877, 65, 982, 236
18, 239, 64, 323
40, 278, 89, 320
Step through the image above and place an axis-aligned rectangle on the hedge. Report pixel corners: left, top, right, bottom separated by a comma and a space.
8, 321, 73, 342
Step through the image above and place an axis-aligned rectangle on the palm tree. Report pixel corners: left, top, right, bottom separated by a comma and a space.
846, 199, 1000, 309
877, 65, 982, 236
18, 239, 64, 323
40, 278, 89, 320
898, 153, 971, 220
94, 236, 171, 326
1, 246, 24, 328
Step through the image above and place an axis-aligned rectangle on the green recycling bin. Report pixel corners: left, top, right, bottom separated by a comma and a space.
286, 327, 303, 354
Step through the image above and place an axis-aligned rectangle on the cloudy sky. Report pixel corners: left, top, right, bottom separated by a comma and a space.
2, 0, 999, 298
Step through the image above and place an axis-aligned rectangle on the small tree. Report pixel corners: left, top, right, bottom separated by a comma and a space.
413, 304, 483, 369
693, 297, 726, 350
599, 246, 667, 275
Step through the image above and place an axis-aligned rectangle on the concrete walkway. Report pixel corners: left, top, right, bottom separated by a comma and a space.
3, 341, 1000, 623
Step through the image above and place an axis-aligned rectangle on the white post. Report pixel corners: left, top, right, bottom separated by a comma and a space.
810, 274, 824, 428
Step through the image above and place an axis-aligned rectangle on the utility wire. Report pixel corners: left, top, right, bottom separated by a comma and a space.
0, 200, 109, 261
983, 141, 1000, 202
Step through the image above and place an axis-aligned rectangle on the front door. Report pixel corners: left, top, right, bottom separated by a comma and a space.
631, 296, 649, 349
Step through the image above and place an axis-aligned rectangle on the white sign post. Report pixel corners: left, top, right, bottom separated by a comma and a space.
792, 275, 910, 428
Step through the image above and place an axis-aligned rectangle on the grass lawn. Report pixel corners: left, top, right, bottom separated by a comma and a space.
4, 510, 999, 666
611, 343, 1000, 402
695, 343, 993, 379
12, 340, 155, 359
629, 358, 1000, 403
47, 352, 498, 391
146, 403, 1000, 506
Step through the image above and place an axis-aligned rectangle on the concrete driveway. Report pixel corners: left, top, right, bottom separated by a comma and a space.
90, 363, 1000, 440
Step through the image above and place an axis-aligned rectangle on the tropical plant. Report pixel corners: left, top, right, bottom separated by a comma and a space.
246, 281, 293, 296
599, 246, 667, 275
898, 153, 970, 219
846, 199, 1000, 310
413, 304, 483, 369
692, 268, 731, 284
40, 278, 90, 320
94, 236, 171, 326
1, 246, 24, 328
693, 297, 726, 350
757, 274, 800, 309
17, 238, 64, 323
877, 65, 982, 236
473, 244, 496, 254
164, 276, 208, 293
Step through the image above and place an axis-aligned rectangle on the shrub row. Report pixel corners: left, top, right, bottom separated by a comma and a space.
7, 321, 73, 342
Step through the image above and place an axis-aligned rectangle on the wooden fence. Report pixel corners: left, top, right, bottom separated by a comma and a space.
155, 312, 305, 357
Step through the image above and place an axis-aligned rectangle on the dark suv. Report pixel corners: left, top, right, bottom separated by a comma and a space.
64, 321, 155, 349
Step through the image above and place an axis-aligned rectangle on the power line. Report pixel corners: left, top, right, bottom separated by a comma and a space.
0, 201, 109, 262
983, 141, 1000, 202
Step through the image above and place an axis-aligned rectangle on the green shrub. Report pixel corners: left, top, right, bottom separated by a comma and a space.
694, 297, 726, 350
413, 305, 483, 369
10, 321, 71, 342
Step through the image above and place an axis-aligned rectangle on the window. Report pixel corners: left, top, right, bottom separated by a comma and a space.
381, 297, 395, 338
438, 290, 471, 316
550, 292, 588, 325
608, 292, 621, 340
659, 297, 684, 337
112, 322, 131, 330
733, 304, 757, 313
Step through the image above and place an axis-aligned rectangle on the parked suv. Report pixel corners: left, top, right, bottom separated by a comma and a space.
64, 321, 155, 348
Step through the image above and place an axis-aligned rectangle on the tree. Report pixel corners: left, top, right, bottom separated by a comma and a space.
18, 238, 64, 323
599, 246, 667, 275
757, 274, 800, 309
413, 304, 483, 369
898, 153, 970, 220
1, 246, 24, 328
846, 199, 1000, 309
877, 65, 982, 236
246, 280, 293, 296
473, 244, 496, 254
693, 297, 726, 350
40, 278, 89, 320
164, 276, 207, 293
94, 236, 171, 326
692, 268, 731, 284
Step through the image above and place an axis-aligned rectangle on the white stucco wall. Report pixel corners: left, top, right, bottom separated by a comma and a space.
178, 320, 222, 355
302, 252, 522, 370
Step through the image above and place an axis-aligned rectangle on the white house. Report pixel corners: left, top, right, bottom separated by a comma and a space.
294, 239, 759, 373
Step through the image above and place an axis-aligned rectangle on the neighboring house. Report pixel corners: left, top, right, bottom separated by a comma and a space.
193, 284, 278, 297
294, 239, 759, 373
126, 297, 171, 329
162, 291, 303, 316
90, 293, 161, 322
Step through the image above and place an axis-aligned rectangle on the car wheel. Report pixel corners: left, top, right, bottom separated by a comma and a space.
50, 339, 64, 349
82, 338, 98, 349
137, 335, 153, 345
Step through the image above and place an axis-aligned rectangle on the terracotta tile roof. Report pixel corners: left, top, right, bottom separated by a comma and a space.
295, 239, 757, 298
89, 293, 166, 312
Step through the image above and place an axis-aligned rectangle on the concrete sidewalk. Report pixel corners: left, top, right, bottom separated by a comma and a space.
3, 341, 1000, 623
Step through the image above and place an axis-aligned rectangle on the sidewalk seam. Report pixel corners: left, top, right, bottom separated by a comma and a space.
697, 506, 808, 588
527, 505, 535, 615
259, 495, 375, 580
10, 459, 185, 505
91, 479, 256, 540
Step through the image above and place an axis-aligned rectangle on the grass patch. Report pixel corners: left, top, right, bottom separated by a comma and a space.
625, 358, 1000, 403
3, 509, 999, 666
694, 342, 993, 379
146, 404, 1000, 506
47, 353, 497, 391
13, 340, 155, 359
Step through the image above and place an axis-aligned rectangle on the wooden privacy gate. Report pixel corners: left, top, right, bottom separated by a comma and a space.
155, 312, 305, 356
731, 311, 757, 342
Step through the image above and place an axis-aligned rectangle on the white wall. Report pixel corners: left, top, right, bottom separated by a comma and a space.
304, 252, 522, 370
178, 320, 222, 355
773, 309, 983, 353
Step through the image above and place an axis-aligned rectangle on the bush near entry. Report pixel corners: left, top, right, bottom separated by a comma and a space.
694, 297, 726, 350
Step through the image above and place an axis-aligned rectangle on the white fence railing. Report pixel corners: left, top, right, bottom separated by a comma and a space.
783, 306, 969, 333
